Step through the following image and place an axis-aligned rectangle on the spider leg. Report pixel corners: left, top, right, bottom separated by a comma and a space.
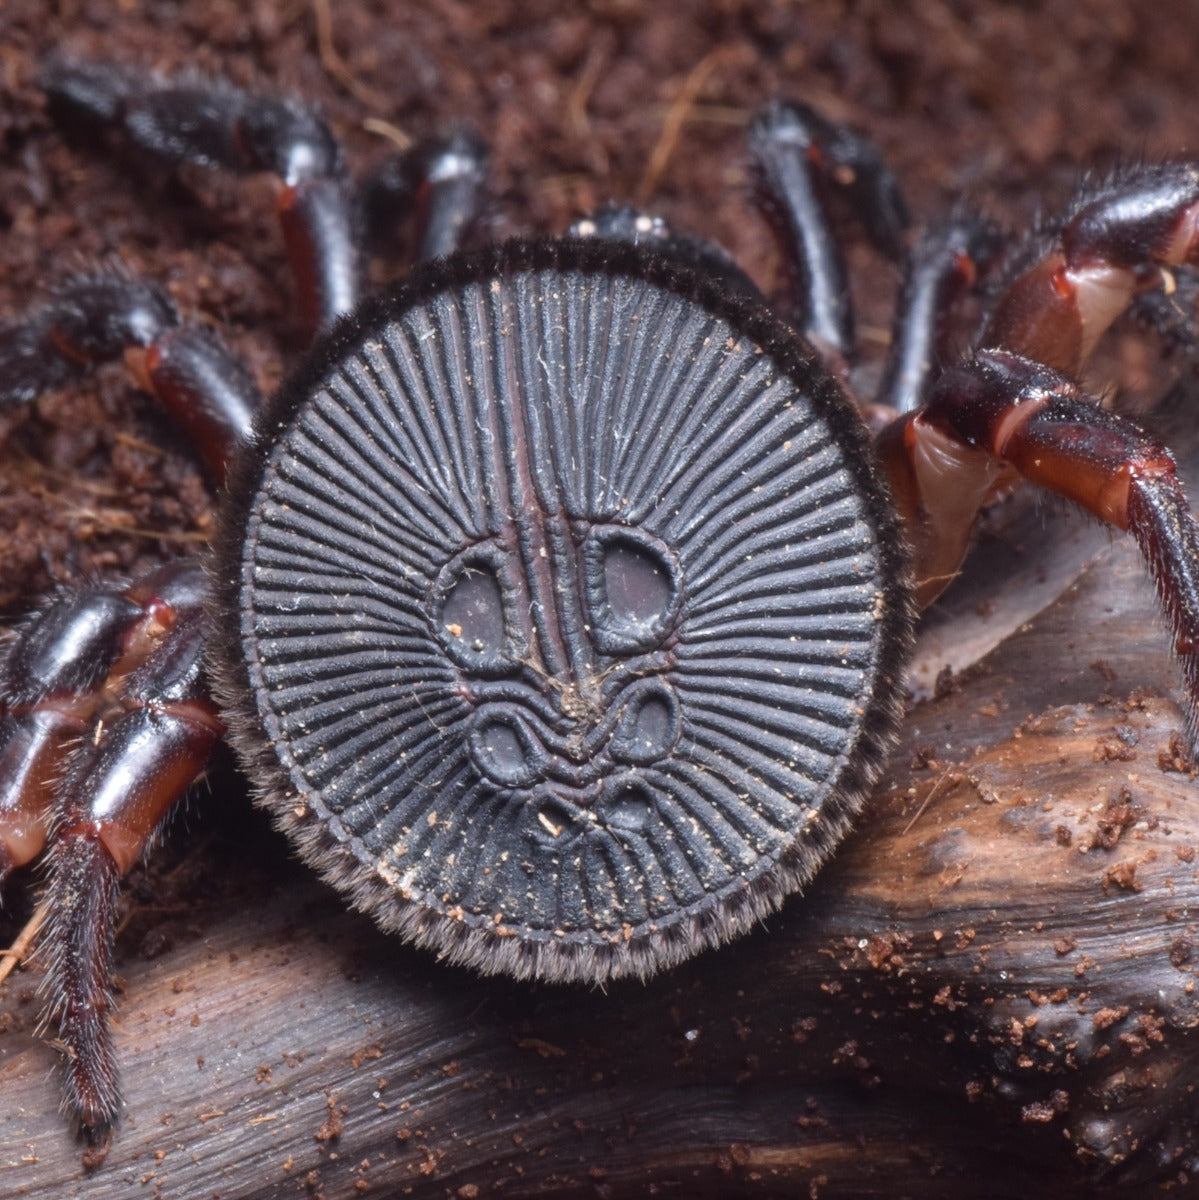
749, 100, 909, 371
879, 164, 1199, 597
1, 561, 222, 1146
982, 162, 1199, 374
875, 215, 1003, 415
0, 589, 144, 886
40, 60, 358, 338
359, 126, 489, 263
876, 165, 1199, 737
905, 351, 1199, 736
0, 271, 260, 479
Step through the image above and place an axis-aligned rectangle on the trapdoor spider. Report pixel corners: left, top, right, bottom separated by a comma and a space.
3, 62, 1199, 1152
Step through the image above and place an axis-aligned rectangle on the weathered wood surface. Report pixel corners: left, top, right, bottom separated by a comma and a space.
3, 473, 1199, 1198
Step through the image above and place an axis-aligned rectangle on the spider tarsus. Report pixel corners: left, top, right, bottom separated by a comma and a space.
39, 59, 129, 135
806, 107, 910, 259
41, 57, 340, 184
20, 564, 222, 1138
750, 98, 914, 373
42, 825, 123, 1144
1127, 471, 1199, 744
0, 274, 173, 408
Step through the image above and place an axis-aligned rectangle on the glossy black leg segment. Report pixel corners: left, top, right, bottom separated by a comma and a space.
750, 100, 910, 368
41, 59, 340, 184
32, 561, 222, 1149
278, 177, 360, 339
0, 273, 260, 479
876, 216, 1003, 413
359, 126, 489, 263
0, 563, 212, 887
0, 590, 142, 885
0, 274, 175, 406
128, 328, 259, 476
40, 59, 361, 335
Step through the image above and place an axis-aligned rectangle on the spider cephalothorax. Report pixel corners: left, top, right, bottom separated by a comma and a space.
2, 62, 1199, 1153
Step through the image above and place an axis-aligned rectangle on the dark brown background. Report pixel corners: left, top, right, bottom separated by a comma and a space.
3, 1, 1199, 1197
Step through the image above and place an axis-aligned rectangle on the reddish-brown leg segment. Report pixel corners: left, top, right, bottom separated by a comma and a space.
0, 273, 259, 479
927, 351, 1199, 733
5, 562, 222, 1148
40, 60, 360, 338
876, 164, 1199, 738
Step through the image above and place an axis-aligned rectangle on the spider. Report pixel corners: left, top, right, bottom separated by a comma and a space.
2, 60, 1199, 1156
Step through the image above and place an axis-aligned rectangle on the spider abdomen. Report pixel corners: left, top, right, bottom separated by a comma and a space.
214, 238, 912, 983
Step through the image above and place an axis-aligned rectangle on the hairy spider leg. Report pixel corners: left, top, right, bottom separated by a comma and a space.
0, 273, 260, 477
877, 163, 1199, 737
40, 563, 218, 1143
40, 62, 491, 338
0, 561, 218, 1145
0, 277, 255, 1152
40, 60, 358, 338
0, 271, 252, 1142
0, 68, 494, 1148
749, 101, 1004, 427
